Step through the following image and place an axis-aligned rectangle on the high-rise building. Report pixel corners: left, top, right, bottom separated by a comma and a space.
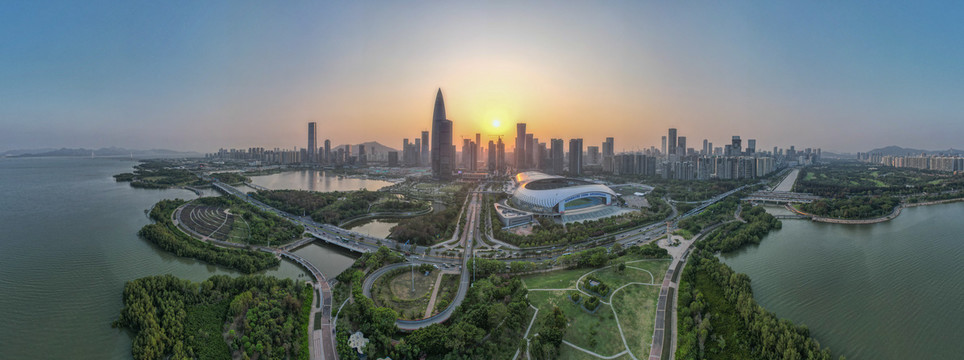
462, 138, 471, 169
431, 89, 453, 179
324, 139, 331, 164
587, 146, 600, 165
487, 140, 496, 172
661, 136, 667, 155
496, 137, 506, 173
515, 123, 527, 169
569, 138, 584, 176
747, 139, 756, 155
731, 136, 742, 156
358, 144, 367, 166
602, 137, 615, 173
388, 151, 399, 167
475, 133, 481, 163
414, 138, 421, 165
307, 122, 317, 163
525, 133, 534, 168
677, 137, 687, 157
420, 131, 430, 166
702, 139, 709, 155
668, 128, 678, 155
550, 139, 564, 175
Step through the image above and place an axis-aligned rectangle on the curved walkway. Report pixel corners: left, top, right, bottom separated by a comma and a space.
361, 192, 482, 330
171, 200, 336, 360
519, 259, 665, 360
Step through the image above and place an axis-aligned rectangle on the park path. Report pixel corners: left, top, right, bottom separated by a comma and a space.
423, 271, 445, 318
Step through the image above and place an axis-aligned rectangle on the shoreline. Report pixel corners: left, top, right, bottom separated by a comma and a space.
786, 197, 964, 224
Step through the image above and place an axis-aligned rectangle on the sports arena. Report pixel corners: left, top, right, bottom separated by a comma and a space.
509, 172, 618, 214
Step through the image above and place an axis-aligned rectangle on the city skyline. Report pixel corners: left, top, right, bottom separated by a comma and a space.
3, 1, 964, 153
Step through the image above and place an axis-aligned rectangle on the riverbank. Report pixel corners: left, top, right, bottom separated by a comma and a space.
721, 202, 964, 359
788, 196, 964, 224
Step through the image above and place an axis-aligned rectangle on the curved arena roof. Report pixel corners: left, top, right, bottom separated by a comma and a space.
511, 171, 617, 213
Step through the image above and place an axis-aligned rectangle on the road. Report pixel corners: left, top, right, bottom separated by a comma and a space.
360, 191, 482, 330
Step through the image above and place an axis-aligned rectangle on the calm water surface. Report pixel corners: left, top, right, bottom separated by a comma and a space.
248, 170, 393, 192
721, 204, 964, 359
0, 157, 355, 359
345, 219, 398, 238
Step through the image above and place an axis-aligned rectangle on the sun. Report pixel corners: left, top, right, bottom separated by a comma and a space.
492, 119, 501, 128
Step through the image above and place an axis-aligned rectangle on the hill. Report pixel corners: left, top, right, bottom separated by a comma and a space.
865, 146, 964, 156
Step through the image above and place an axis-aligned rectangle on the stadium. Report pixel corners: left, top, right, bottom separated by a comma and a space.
509, 172, 618, 215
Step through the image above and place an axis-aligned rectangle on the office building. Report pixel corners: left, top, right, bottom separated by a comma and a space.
569, 138, 584, 176
431, 89, 453, 179
324, 139, 331, 164
420, 131, 430, 166
677, 136, 686, 157
668, 128, 678, 155
731, 136, 742, 156
307, 122, 317, 163
516, 123, 527, 169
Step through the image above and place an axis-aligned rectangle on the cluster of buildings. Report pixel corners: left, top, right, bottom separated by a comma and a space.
208, 139, 372, 167
857, 153, 964, 172
208, 89, 826, 182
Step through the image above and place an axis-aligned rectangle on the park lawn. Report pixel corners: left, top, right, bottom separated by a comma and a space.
607, 259, 671, 281
522, 268, 588, 289
527, 290, 625, 357
612, 284, 661, 357
226, 215, 250, 243
558, 347, 633, 360
371, 269, 439, 320
431, 273, 460, 315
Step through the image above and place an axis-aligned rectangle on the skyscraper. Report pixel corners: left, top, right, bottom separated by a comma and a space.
487, 140, 496, 172
307, 122, 316, 163
431, 89, 453, 179
420, 131, 430, 166
668, 128, 678, 156
731, 136, 742, 156
678, 136, 687, 156
550, 139, 564, 175
602, 137, 615, 173
414, 138, 421, 165
324, 139, 331, 164
569, 138, 584, 176
747, 139, 756, 155
516, 123, 527, 169
661, 136, 667, 155
702, 139, 709, 155
525, 133, 534, 168
496, 137, 506, 173
475, 133, 481, 163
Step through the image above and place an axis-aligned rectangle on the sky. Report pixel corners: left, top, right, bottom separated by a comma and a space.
2, 1, 963, 154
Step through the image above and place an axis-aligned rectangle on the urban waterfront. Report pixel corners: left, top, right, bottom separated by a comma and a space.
0, 158, 356, 359
721, 204, 964, 359
246, 169, 393, 192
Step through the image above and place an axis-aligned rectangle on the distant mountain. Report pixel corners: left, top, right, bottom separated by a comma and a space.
10, 147, 201, 158
334, 141, 399, 156
1, 148, 57, 157
865, 146, 964, 156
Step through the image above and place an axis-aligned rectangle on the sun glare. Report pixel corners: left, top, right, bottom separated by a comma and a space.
492, 119, 501, 128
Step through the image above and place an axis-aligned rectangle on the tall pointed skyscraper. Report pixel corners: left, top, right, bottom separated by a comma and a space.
431, 88, 453, 179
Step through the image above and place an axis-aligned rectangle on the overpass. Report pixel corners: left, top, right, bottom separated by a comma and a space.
742, 191, 822, 204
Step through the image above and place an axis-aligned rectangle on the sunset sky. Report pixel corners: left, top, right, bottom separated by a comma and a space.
2, 1, 963, 153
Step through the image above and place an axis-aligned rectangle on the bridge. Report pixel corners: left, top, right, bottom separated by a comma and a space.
742, 191, 822, 204
773, 214, 812, 220
246, 182, 269, 192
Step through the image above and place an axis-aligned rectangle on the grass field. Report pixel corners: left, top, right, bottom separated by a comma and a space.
523, 259, 670, 358
371, 269, 439, 319
613, 284, 661, 356
431, 273, 459, 315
